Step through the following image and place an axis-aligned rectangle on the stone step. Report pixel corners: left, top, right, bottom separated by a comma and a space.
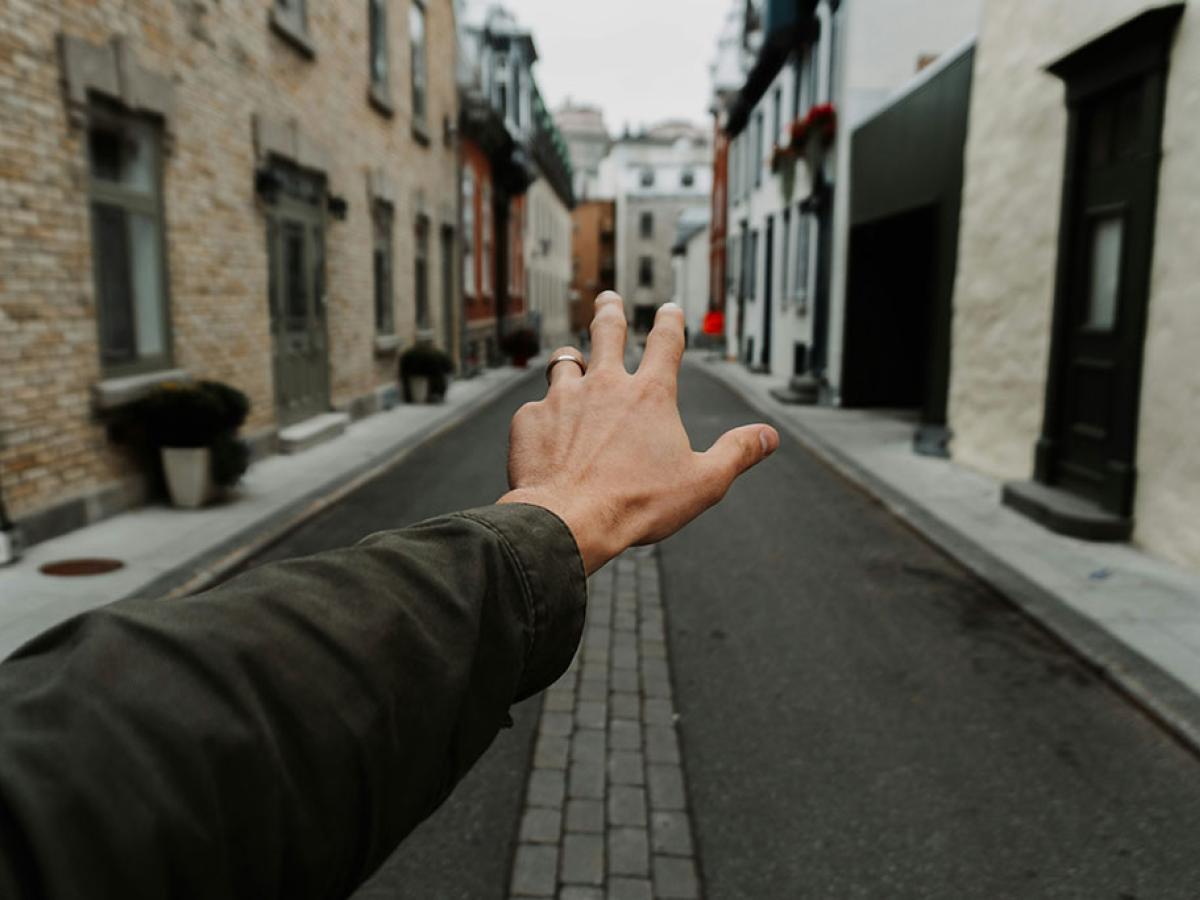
277, 412, 350, 455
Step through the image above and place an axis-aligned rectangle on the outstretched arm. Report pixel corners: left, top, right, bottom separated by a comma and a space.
0, 293, 777, 899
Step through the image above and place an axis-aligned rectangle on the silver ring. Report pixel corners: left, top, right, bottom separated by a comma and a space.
545, 354, 587, 384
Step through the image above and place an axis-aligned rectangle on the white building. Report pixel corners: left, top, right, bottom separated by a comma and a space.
524, 176, 574, 348
671, 209, 712, 344
722, 0, 981, 391
598, 124, 712, 331
555, 102, 611, 202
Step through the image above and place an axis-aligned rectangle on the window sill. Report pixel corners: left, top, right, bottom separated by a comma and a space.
369, 85, 395, 118
374, 334, 402, 355
411, 119, 431, 147
270, 10, 316, 59
92, 368, 191, 412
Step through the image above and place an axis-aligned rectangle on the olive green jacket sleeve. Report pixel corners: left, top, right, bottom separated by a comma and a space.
0, 503, 587, 900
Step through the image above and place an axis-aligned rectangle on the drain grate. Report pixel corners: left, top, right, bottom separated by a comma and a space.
40, 558, 125, 577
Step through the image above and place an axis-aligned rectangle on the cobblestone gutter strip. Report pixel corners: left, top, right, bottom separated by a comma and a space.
511, 548, 702, 900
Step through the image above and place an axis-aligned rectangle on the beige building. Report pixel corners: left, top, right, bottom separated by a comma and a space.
524, 177, 574, 349
0, 1, 460, 545
949, 1, 1199, 570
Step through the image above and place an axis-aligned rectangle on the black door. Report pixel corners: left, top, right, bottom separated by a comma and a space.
761, 215, 774, 370
1038, 68, 1166, 515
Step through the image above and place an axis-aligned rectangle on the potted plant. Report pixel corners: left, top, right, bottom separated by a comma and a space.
136, 381, 251, 508
399, 343, 454, 404
501, 328, 540, 368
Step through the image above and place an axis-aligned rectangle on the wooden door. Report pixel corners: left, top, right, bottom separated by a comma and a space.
266, 167, 330, 426
1042, 73, 1163, 513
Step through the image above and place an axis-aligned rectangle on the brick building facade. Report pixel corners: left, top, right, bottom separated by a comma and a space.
569, 200, 617, 334
0, 0, 460, 545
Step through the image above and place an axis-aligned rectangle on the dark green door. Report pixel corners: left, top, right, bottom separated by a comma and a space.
1042, 72, 1163, 514
267, 168, 330, 426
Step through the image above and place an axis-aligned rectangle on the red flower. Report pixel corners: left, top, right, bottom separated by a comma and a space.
804, 103, 837, 142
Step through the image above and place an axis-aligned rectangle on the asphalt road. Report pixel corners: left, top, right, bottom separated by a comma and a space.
233, 360, 1200, 899
665, 362, 1200, 899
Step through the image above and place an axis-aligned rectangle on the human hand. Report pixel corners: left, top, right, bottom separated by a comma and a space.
498, 291, 779, 574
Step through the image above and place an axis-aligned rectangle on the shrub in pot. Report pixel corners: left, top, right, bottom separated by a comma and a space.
501, 328, 540, 368
136, 381, 251, 508
399, 343, 453, 404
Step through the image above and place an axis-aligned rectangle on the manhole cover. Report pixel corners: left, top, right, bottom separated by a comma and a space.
40, 558, 125, 577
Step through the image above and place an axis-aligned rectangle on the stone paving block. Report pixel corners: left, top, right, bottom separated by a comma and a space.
576, 700, 607, 730
647, 764, 686, 811
561, 833, 604, 886
544, 690, 575, 712
565, 798, 604, 833
542, 711, 574, 737
606, 877, 653, 900
614, 611, 638, 633
641, 672, 672, 700
612, 646, 638, 670
581, 663, 609, 684
608, 827, 650, 877
610, 669, 639, 693
642, 697, 673, 725
557, 888, 603, 900
640, 658, 669, 683
644, 725, 681, 764
510, 843, 558, 897
608, 750, 645, 786
578, 679, 608, 702
527, 768, 566, 809
653, 855, 699, 899
609, 719, 641, 751
572, 729, 605, 763
610, 692, 640, 721
535, 735, 570, 769
612, 632, 638, 654
651, 810, 694, 856
638, 638, 666, 660
568, 759, 605, 800
607, 785, 647, 827
520, 807, 562, 844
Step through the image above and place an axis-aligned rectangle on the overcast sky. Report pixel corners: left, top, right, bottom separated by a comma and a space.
496, 0, 733, 134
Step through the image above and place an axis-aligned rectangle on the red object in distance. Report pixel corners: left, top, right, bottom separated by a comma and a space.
702, 310, 725, 335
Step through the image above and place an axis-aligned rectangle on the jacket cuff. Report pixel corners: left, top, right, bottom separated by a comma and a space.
457, 504, 588, 699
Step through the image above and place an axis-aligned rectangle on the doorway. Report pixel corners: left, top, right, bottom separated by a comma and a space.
265, 163, 330, 426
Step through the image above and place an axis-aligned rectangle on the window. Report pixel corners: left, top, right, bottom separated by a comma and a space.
780, 208, 791, 307
368, 0, 391, 107
727, 235, 739, 294
748, 229, 759, 299
804, 40, 819, 111
640, 168, 655, 188
415, 215, 431, 331
87, 112, 171, 373
272, 0, 312, 55
373, 202, 395, 334
410, 1, 428, 127
640, 211, 654, 239
638, 256, 654, 287
754, 112, 764, 188
462, 168, 475, 295
771, 86, 782, 145
482, 183, 493, 295
681, 169, 695, 188
794, 208, 810, 303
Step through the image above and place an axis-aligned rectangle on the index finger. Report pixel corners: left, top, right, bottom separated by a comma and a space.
637, 302, 685, 388
589, 291, 629, 372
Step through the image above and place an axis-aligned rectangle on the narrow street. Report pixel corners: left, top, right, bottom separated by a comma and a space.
233, 364, 1200, 899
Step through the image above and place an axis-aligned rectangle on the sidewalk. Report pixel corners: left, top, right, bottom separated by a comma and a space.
693, 353, 1200, 753
0, 365, 537, 659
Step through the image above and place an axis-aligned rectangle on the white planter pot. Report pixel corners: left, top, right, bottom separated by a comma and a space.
162, 446, 212, 509
408, 376, 430, 404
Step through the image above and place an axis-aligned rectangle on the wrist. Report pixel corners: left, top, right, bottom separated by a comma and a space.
497, 489, 615, 575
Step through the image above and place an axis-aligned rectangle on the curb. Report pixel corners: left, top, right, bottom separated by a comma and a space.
690, 359, 1200, 758
131, 367, 541, 603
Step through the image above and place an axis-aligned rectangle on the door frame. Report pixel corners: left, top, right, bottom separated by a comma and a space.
1034, 5, 1182, 516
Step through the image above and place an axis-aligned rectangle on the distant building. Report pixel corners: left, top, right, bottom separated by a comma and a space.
555, 102, 612, 202
456, 3, 574, 366
570, 200, 617, 334
525, 176, 574, 349
670, 209, 712, 345
598, 124, 712, 332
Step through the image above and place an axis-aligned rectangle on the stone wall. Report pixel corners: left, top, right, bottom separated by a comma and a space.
0, 0, 459, 540
949, 0, 1200, 569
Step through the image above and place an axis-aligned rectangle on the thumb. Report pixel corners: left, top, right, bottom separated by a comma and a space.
700, 424, 780, 497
